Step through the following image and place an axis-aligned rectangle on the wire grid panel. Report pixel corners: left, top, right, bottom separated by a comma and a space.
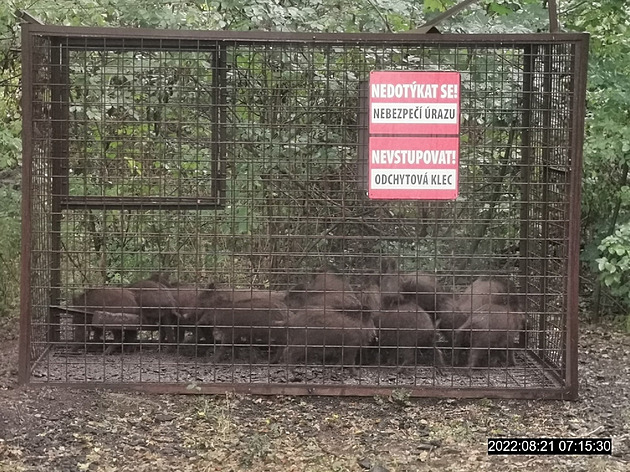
21, 26, 587, 399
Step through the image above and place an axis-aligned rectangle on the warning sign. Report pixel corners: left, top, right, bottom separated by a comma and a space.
369, 136, 459, 200
368, 71, 461, 200
369, 71, 460, 136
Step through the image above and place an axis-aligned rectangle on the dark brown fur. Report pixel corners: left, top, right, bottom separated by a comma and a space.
435, 296, 470, 347
359, 283, 443, 367
148, 272, 173, 287
456, 303, 525, 368
373, 302, 443, 366
285, 272, 362, 313
217, 288, 287, 306
358, 283, 382, 315
282, 307, 376, 369
164, 285, 208, 345
167, 285, 218, 324
379, 271, 453, 321
196, 290, 290, 361
456, 277, 521, 313
70, 287, 140, 354
127, 279, 181, 346
450, 277, 523, 366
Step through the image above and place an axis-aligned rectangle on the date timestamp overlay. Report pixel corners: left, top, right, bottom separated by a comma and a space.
488, 437, 612, 455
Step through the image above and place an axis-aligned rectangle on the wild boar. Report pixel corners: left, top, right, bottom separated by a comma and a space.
196, 289, 291, 361
456, 303, 525, 368
127, 279, 181, 347
285, 272, 362, 313
373, 301, 444, 367
70, 287, 140, 354
281, 306, 376, 371
456, 277, 522, 313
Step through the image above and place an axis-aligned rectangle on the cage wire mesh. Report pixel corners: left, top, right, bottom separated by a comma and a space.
20, 25, 587, 398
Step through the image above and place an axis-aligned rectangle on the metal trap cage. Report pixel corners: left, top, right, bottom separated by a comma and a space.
19, 24, 587, 399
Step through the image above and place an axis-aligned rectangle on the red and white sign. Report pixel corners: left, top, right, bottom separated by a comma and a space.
369, 136, 459, 200
368, 71, 461, 200
369, 71, 460, 136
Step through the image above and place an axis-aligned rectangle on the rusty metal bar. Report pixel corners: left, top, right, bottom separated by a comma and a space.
211, 44, 227, 203
538, 44, 553, 358
49, 39, 69, 343
18, 23, 34, 385
60, 196, 223, 209
357, 81, 369, 196
28, 381, 576, 400
24, 24, 588, 45
519, 45, 534, 326
218, 44, 228, 203
566, 37, 589, 400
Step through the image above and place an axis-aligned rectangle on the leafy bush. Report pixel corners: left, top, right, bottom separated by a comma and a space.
0, 185, 20, 320
597, 222, 630, 329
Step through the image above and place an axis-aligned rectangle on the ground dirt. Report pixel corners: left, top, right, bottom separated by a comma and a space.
0, 319, 628, 471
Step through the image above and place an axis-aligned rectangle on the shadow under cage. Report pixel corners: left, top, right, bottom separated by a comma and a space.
19, 25, 587, 399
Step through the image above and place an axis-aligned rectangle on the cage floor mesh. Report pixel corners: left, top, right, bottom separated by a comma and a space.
31, 347, 562, 391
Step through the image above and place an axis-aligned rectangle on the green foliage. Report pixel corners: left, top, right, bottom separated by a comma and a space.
0, 184, 20, 319
597, 222, 630, 329
15, 0, 426, 33
446, 0, 550, 33
424, 0, 455, 13
0, 3, 21, 320
563, 0, 630, 320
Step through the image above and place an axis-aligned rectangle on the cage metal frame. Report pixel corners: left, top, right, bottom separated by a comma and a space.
19, 24, 588, 399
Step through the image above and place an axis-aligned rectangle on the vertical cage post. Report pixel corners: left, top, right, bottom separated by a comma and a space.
18, 23, 35, 384
538, 44, 553, 358
519, 44, 534, 334
212, 44, 227, 202
357, 81, 369, 196
49, 39, 70, 343
565, 39, 589, 399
